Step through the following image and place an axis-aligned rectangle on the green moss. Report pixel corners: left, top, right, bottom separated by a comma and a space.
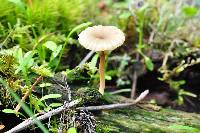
75, 87, 103, 106
0, 54, 17, 79
96, 107, 200, 133
65, 63, 97, 86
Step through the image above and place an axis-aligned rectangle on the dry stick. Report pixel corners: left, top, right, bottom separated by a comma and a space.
162, 51, 171, 68
6, 100, 80, 133
15, 76, 43, 112
78, 51, 95, 66
130, 53, 139, 99
162, 42, 174, 68
110, 89, 131, 95
78, 102, 137, 111
7, 90, 149, 133
79, 90, 149, 111
99, 51, 105, 94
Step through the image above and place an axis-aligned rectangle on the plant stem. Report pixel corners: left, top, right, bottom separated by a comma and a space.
131, 53, 139, 99
15, 76, 43, 112
99, 51, 105, 94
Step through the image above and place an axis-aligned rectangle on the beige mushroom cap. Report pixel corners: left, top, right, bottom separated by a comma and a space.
78, 25, 125, 51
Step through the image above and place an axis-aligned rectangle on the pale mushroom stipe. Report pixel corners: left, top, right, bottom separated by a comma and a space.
78, 25, 125, 94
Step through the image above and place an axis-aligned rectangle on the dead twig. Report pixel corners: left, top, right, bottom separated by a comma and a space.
78, 51, 95, 66
79, 90, 149, 111
110, 89, 131, 95
15, 76, 43, 112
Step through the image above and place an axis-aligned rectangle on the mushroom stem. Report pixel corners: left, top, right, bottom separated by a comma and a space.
99, 51, 105, 94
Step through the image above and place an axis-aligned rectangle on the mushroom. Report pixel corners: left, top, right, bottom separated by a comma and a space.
78, 25, 125, 94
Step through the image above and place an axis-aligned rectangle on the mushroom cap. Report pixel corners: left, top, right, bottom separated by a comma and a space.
78, 25, 125, 51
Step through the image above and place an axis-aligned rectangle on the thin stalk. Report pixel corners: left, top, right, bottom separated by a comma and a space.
131, 14, 144, 98
15, 76, 43, 112
138, 20, 144, 48
99, 51, 105, 94
1, 30, 14, 47
131, 53, 139, 99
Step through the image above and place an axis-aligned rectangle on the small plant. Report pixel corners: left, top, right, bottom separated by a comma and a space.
159, 54, 199, 105
129, 0, 154, 71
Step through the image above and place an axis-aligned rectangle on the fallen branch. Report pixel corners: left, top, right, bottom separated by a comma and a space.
6, 100, 80, 133
79, 90, 149, 111
15, 76, 43, 112
78, 51, 95, 66
78, 102, 139, 111
110, 89, 131, 95
7, 90, 149, 133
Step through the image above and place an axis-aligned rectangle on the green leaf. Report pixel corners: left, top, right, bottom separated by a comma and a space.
39, 94, 62, 102
43, 41, 57, 51
176, 67, 184, 73
119, 12, 131, 19
23, 51, 35, 67
177, 96, 184, 105
105, 75, 112, 80
14, 48, 23, 63
2, 109, 16, 114
2, 109, 26, 117
49, 103, 62, 108
31, 65, 54, 77
39, 83, 52, 88
67, 22, 92, 38
182, 6, 198, 17
179, 90, 197, 97
89, 53, 99, 68
8, 0, 25, 10
15, 50, 35, 74
50, 45, 62, 61
67, 127, 77, 133
176, 80, 186, 85
35, 100, 46, 108
44, 106, 51, 112
144, 56, 154, 71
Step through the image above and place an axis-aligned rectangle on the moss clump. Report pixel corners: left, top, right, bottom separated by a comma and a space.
65, 63, 97, 85
75, 87, 108, 106
0, 54, 17, 79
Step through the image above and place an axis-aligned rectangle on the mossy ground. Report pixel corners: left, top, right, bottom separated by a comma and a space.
96, 106, 200, 133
